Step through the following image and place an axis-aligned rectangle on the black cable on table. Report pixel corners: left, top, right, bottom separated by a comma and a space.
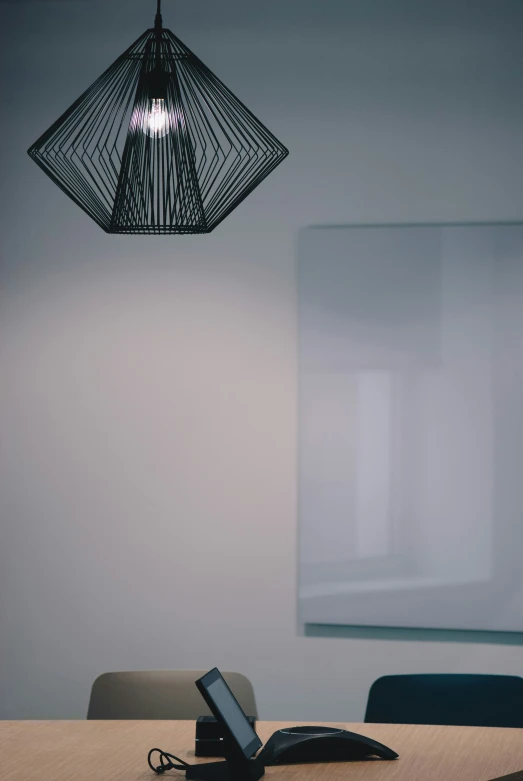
148, 747, 190, 774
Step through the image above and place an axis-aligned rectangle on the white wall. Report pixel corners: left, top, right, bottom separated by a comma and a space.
1, 0, 523, 720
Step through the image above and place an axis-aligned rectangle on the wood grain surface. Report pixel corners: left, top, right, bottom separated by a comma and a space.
1, 720, 522, 781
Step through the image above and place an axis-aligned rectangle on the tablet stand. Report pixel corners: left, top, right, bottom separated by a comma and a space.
186, 752, 265, 781
187, 669, 266, 781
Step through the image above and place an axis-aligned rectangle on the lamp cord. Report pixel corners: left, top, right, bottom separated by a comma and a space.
155, 0, 163, 30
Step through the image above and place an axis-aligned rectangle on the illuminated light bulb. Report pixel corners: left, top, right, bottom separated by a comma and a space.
143, 97, 170, 138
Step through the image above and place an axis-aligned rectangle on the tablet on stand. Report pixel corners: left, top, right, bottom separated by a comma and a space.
186, 668, 265, 781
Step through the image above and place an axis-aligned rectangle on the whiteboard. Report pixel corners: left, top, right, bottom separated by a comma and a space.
298, 224, 523, 631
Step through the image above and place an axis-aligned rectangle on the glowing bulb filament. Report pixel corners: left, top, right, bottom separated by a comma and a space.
144, 98, 169, 138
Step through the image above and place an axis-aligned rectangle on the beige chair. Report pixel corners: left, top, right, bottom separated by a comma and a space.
87, 670, 258, 720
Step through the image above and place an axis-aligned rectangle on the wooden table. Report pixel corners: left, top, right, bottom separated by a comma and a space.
1, 720, 522, 781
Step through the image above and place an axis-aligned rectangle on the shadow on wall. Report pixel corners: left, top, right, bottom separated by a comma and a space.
304, 624, 523, 645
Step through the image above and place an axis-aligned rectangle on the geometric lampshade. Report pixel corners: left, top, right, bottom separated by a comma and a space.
27, 2, 288, 234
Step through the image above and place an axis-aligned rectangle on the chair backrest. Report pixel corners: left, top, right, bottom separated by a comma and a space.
87, 670, 258, 720
365, 674, 523, 728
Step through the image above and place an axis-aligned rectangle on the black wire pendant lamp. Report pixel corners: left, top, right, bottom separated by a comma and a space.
28, 1, 288, 234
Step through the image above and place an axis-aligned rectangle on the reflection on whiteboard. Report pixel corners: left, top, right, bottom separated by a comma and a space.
298, 224, 523, 631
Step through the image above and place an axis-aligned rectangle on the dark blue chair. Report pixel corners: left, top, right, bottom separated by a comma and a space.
364, 674, 523, 727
